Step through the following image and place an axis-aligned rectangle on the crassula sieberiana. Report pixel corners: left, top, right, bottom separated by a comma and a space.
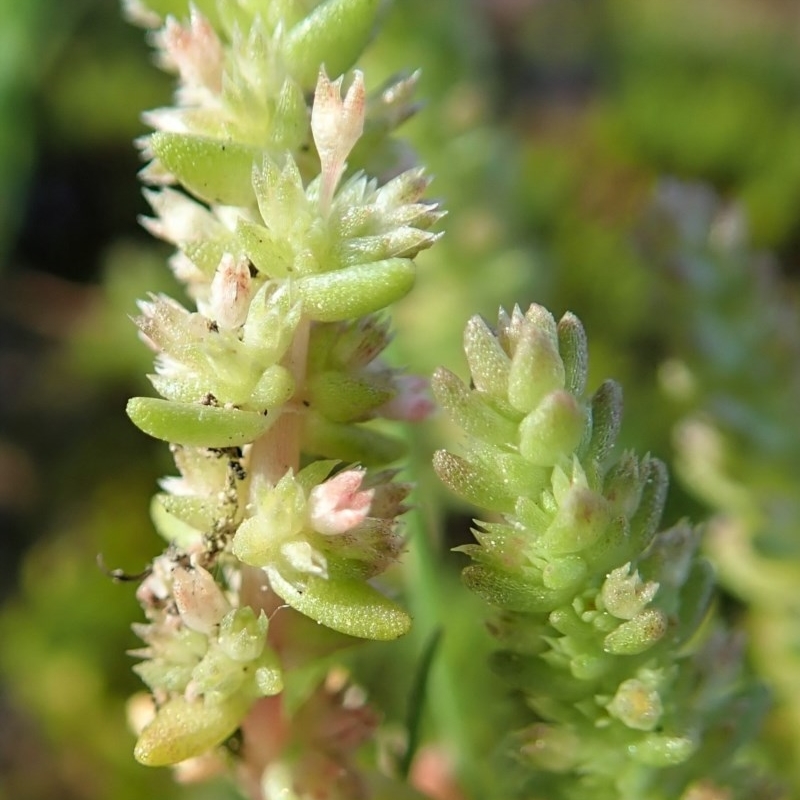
119, 1, 772, 798
123, 0, 439, 794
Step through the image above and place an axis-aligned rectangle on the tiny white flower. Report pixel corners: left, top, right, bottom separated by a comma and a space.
311, 69, 366, 214
155, 10, 224, 100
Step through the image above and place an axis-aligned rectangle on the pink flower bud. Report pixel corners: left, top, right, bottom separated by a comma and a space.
378, 374, 435, 422
208, 254, 252, 329
311, 69, 366, 213
172, 565, 230, 634
156, 11, 223, 97
309, 469, 374, 536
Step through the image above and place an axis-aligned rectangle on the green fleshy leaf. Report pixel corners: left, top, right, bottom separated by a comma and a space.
266, 567, 410, 640
235, 218, 293, 278
271, 77, 309, 151
181, 239, 230, 277
629, 734, 696, 767
155, 493, 216, 531
129, 0, 221, 27
432, 450, 517, 513
149, 132, 261, 206
303, 413, 406, 465
518, 390, 586, 467
282, 0, 382, 88
628, 457, 668, 554
462, 565, 571, 613
248, 364, 296, 409
295, 459, 339, 493
150, 496, 203, 548
308, 370, 393, 422
147, 373, 214, 404
463, 314, 511, 399
557, 312, 588, 397
508, 325, 565, 415
673, 559, 715, 645
295, 258, 415, 321
432, 367, 519, 446
134, 694, 250, 767
127, 397, 273, 447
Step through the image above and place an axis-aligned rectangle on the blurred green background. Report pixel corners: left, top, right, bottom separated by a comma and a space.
2, 0, 800, 797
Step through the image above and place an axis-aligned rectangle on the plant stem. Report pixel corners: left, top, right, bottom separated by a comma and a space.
248, 316, 311, 488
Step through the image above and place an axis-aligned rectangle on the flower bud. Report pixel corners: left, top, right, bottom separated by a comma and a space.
312, 69, 366, 212
600, 563, 659, 620
141, 187, 225, 245
253, 649, 284, 696
172, 565, 231, 635
377, 374, 435, 422
607, 678, 663, 731
155, 10, 223, 97
208, 253, 252, 329
516, 723, 580, 772
232, 474, 307, 567
309, 469, 374, 535
217, 608, 269, 663
241, 283, 300, 360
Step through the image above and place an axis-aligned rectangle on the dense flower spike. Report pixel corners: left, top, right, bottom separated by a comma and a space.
433, 305, 768, 799
123, 0, 438, 792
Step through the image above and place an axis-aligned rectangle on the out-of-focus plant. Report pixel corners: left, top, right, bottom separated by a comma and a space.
638, 180, 800, 793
